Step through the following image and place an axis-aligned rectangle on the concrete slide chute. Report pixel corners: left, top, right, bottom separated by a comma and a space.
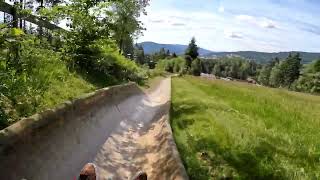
0, 78, 188, 180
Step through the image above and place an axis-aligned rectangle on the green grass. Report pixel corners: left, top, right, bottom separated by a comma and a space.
171, 76, 320, 180
38, 72, 96, 111
1, 36, 149, 129
0, 47, 96, 129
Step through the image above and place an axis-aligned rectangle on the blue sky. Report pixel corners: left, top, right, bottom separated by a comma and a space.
138, 0, 320, 52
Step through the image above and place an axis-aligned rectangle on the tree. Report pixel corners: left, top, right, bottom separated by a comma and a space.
230, 62, 240, 78
212, 63, 222, 77
282, 53, 302, 87
159, 48, 166, 59
239, 61, 251, 79
295, 59, 320, 93
185, 55, 193, 69
269, 62, 283, 87
166, 49, 170, 57
172, 52, 177, 58
258, 66, 272, 85
191, 58, 201, 76
110, 0, 149, 54
314, 59, 320, 72
134, 44, 145, 64
123, 39, 135, 59
257, 58, 279, 85
185, 37, 199, 59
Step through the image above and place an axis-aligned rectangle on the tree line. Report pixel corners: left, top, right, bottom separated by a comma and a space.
155, 37, 202, 76
258, 54, 320, 93
156, 37, 320, 94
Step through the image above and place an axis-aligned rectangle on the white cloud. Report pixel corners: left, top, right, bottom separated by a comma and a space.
149, 19, 165, 23
138, 0, 320, 52
225, 31, 243, 39
139, 4, 288, 52
218, 6, 225, 13
236, 15, 255, 22
261, 18, 277, 28
236, 15, 277, 29
171, 23, 186, 26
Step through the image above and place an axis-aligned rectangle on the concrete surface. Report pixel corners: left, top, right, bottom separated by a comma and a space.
0, 78, 188, 180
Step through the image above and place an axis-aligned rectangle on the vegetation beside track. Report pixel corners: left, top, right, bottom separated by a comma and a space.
171, 76, 320, 179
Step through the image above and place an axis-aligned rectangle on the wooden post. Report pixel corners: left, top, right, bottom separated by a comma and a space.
12, 2, 18, 28
23, 0, 26, 31
19, 0, 23, 29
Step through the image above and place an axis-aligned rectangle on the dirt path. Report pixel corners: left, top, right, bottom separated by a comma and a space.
0, 78, 187, 180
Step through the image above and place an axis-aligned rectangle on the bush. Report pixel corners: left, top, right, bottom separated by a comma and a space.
191, 58, 201, 76
68, 39, 148, 86
290, 60, 320, 93
205, 57, 257, 80
0, 35, 96, 124
155, 57, 186, 74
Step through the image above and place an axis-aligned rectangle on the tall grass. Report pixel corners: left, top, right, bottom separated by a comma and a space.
0, 43, 96, 128
171, 76, 320, 179
0, 34, 148, 129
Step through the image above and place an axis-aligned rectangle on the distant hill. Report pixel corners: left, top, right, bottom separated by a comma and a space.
205, 51, 320, 64
139, 42, 320, 64
139, 41, 212, 56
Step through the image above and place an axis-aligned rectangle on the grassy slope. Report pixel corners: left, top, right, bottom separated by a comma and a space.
0, 53, 96, 128
39, 73, 96, 111
171, 76, 320, 180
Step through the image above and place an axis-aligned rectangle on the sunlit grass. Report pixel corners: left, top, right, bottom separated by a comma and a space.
39, 73, 96, 111
171, 76, 320, 179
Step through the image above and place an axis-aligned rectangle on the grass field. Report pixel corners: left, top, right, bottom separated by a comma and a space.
171, 76, 320, 180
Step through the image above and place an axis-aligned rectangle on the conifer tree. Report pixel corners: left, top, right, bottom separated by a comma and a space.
185, 37, 199, 59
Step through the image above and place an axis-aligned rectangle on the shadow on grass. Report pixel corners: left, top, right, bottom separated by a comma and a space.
170, 100, 209, 130
171, 101, 289, 180
75, 69, 121, 88
186, 135, 287, 180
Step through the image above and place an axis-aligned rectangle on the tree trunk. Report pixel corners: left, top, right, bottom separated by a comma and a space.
19, 0, 23, 29
119, 38, 123, 54
12, 2, 18, 28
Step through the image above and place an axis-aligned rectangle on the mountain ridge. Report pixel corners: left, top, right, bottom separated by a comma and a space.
139, 41, 320, 64
138, 41, 213, 56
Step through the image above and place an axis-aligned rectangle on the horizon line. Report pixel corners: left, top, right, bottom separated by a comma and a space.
138, 41, 320, 54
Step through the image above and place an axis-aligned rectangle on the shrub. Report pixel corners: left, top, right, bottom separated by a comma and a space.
291, 60, 320, 93
155, 57, 186, 74
91, 39, 148, 84
191, 58, 201, 76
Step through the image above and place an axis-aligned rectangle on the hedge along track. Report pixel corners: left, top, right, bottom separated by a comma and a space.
0, 77, 188, 180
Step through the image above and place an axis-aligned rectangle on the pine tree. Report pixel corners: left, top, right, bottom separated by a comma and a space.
172, 52, 177, 58
185, 37, 199, 59
159, 48, 166, 59
283, 53, 302, 87
166, 49, 170, 57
